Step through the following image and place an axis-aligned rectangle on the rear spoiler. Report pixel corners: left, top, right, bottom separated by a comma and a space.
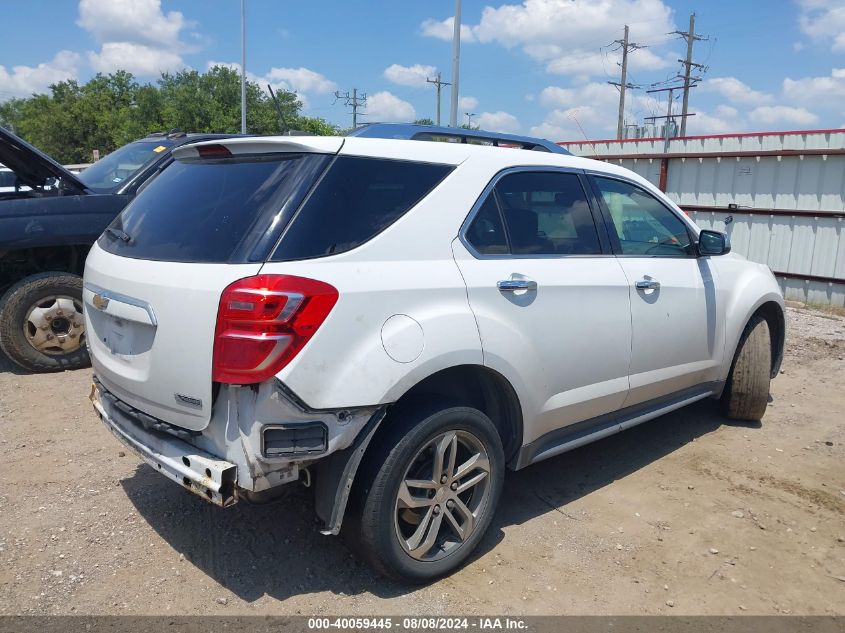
172, 136, 345, 160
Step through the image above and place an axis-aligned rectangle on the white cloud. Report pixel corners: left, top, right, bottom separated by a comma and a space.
459, 96, 479, 110
205, 61, 336, 111
78, 0, 193, 76
748, 105, 819, 127
797, 0, 845, 51
384, 64, 437, 88
699, 77, 772, 106
782, 68, 845, 105
420, 17, 477, 42
689, 105, 742, 135
0, 50, 80, 99
423, 0, 676, 78
475, 111, 520, 132
89, 42, 184, 76
365, 91, 416, 122
265, 67, 337, 94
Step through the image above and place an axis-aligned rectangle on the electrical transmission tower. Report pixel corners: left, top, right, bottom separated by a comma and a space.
671, 13, 708, 136
333, 88, 367, 130
607, 25, 646, 140
426, 72, 451, 126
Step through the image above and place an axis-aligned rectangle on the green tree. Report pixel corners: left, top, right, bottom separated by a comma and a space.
414, 118, 434, 125
0, 66, 302, 163
294, 116, 340, 136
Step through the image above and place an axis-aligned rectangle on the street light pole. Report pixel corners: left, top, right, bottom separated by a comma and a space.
240, 0, 246, 134
449, 0, 461, 127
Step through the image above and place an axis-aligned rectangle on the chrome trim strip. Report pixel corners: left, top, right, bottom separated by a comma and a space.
83, 282, 158, 327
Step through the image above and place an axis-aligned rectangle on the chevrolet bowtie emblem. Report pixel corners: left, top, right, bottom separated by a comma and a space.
92, 293, 110, 310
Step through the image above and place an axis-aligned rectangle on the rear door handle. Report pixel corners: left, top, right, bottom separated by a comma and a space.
635, 278, 660, 290
497, 279, 538, 292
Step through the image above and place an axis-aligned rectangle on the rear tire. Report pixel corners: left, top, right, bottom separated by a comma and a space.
0, 272, 90, 373
346, 402, 504, 583
722, 316, 771, 421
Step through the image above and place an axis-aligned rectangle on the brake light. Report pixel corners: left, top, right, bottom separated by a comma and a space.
212, 275, 338, 384
197, 143, 232, 158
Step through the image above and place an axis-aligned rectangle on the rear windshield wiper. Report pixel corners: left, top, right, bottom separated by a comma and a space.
105, 227, 132, 243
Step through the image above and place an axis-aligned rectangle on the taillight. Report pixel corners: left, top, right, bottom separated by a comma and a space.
212, 275, 338, 384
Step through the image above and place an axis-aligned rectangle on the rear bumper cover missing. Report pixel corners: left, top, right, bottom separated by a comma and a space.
91, 382, 238, 507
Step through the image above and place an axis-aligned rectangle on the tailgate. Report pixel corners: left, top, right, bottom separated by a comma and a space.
84, 242, 261, 431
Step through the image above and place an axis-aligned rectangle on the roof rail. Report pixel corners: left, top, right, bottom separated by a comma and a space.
347, 123, 570, 155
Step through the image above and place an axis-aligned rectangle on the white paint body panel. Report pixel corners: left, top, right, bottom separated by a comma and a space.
84, 136, 783, 465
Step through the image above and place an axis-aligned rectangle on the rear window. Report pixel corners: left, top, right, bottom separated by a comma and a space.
270, 156, 453, 261
98, 153, 331, 263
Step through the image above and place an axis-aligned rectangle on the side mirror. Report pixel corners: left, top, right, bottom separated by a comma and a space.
697, 229, 731, 256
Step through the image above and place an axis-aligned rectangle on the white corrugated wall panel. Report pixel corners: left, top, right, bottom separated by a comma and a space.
768, 216, 795, 273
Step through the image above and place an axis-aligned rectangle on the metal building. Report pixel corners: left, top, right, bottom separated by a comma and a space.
560, 129, 845, 307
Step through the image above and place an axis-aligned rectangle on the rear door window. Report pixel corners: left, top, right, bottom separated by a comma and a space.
270, 156, 453, 261
98, 153, 331, 263
465, 171, 602, 256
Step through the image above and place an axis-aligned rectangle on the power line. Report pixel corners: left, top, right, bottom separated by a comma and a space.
333, 88, 367, 130
426, 72, 451, 126
607, 25, 646, 140
670, 12, 709, 136
645, 85, 696, 152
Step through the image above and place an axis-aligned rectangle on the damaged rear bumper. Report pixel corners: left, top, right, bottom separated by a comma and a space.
90, 382, 238, 507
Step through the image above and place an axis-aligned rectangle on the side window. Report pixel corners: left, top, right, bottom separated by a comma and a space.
593, 177, 693, 257
272, 156, 453, 261
466, 195, 508, 254
468, 171, 600, 256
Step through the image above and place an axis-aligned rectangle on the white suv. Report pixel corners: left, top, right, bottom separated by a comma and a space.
85, 134, 784, 582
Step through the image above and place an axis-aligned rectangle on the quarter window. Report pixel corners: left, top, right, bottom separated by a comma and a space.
465, 171, 601, 256
272, 156, 453, 261
593, 177, 693, 257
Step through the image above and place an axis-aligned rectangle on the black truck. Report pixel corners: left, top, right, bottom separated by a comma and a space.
0, 127, 234, 372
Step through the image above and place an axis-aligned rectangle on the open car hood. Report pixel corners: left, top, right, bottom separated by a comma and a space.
0, 126, 88, 193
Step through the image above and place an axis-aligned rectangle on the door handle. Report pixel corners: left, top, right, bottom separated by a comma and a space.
497, 279, 538, 292
635, 278, 661, 290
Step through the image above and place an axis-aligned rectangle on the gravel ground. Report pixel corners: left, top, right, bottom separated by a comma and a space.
0, 306, 843, 615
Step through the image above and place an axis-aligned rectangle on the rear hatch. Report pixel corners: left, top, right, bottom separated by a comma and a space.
84, 137, 342, 430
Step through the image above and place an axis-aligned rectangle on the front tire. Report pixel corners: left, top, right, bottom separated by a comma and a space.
722, 316, 771, 421
0, 272, 90, 373
348, 403, 504, 583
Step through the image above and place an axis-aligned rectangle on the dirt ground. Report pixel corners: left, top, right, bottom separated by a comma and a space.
0, 306, 843, 616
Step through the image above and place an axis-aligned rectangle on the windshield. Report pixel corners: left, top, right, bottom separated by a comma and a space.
78, 140, 175, 191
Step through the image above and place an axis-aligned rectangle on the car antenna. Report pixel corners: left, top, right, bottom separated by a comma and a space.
267, 84, 290, 135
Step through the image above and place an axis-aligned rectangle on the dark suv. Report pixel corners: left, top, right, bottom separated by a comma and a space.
0, 128, 236, 372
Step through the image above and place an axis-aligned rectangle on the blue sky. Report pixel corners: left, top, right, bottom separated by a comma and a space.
1, 0, 844, 141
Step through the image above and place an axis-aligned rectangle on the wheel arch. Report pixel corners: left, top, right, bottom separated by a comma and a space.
725, 295, 785, 382
0, 244, 89, 294
313, 363, 524, 536
386, 364, 524, 464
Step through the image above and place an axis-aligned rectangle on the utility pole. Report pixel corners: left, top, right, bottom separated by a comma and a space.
240, 0, 246, 134
426, 72, 451, 126
645, 85, 696, 152
464, 112, 476, 128
449, 0, 462, 127
672, 13, 707, 136
607, 25, 645, 140
333, 89, 368, 130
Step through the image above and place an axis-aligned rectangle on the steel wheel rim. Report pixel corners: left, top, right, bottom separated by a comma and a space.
23, 295, 86, 356
393, 429, 491, 562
